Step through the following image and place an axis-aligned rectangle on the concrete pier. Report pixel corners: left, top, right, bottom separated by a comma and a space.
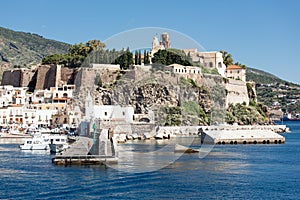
52, 129, 118, 165
0, 133, 31, 144
202, 129, 285, 145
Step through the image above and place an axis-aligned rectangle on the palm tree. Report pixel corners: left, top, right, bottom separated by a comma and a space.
220, 50, 233, 66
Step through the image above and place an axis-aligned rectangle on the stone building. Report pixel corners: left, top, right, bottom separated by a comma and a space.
168, 63, 201, 75
183, 49, 226, 77
160, 32, 170, 49
225, 65, 246, 82
150, 32, 171, 57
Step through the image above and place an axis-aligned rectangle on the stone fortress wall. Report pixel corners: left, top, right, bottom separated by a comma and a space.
226, 79, 250, 107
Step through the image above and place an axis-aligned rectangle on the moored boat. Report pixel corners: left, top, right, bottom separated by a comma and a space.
20, 134, 50, 150
19, 133, 69, 152
280, 113, 300, 121
49, 135, 69, 153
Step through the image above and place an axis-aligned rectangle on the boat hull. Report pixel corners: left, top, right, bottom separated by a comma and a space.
20, 144, 49, 150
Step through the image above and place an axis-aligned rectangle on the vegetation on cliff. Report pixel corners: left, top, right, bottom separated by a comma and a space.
226, 102, 269, 125
42, 40, 106, 68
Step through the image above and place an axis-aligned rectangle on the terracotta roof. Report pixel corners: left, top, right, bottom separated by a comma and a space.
10, 104, 22, 107
227, 65, 243, 70
53, 98, 68, 100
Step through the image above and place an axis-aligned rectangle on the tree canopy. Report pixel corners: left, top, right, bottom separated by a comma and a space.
152, 49, 192, 66
113, 48, 133, 70
220, 50, 233, 66
42, 40, 106, 68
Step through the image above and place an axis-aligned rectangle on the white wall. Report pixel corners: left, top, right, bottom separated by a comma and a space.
94, 105, 134, 123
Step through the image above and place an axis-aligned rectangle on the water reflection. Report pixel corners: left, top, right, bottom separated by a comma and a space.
110, 137, 250, 174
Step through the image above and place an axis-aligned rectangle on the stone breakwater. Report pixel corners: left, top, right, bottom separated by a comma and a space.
114, 124, 288, 143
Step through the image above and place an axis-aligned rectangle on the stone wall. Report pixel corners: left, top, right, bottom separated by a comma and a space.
131, 123, 156, 136
1, 68, 36, 87
21, 69, 36, 87
2, 65, 76, 90
35, 65, 57, 90
61, 67, 76, 85
226, 79, 249, 107
1, 69, 22, 86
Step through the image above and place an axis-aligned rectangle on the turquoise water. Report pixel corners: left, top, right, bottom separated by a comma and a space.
0, 122, 300, 199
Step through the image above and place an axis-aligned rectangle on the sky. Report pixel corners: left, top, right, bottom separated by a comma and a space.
1, 0, 300, 83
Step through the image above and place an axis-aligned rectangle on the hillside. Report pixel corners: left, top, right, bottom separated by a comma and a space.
0, 26, 70, 68
247, 67, 300, 118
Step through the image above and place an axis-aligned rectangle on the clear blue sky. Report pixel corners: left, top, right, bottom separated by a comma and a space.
1, 0, 299, 83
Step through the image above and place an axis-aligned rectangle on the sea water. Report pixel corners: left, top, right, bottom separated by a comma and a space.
0, 122, 300, 199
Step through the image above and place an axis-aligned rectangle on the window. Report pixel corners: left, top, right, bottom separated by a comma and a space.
237, 70, 240, 73
122, 111, 125, 116
218, 62, 222, 68
104, 112, 107, 116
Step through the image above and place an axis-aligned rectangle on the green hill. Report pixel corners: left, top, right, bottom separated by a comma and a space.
247, 67, 295, 85
0, 26, 70, 67
247, 67, 300, 117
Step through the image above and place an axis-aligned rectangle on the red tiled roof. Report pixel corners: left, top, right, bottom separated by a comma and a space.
227, 65, 243, 70
10, 104, 22, 107
53, 98, 68, 100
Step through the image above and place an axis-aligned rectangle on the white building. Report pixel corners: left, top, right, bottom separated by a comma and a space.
0, 105, 24, 129
22, 109, 37, 128
36, 109, 57, 128
168, 63, 201, 75
183, 49, 226, 77
31, 89, 52, 104
0, 86, 28, 107
51, 84, 75, 99
93, 105, 134, 123
225, 65, 246, 82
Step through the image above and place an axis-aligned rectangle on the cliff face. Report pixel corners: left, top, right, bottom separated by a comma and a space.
72, 68, 218, 125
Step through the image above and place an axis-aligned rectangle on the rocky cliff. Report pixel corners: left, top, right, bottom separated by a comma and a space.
72, 67, 223, 126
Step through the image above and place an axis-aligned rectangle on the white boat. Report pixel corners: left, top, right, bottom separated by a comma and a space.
20, 134, 50, 150
49, 135, 69, 153
20, 133, 69, 152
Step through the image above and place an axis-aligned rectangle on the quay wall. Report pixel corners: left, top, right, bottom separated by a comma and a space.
0, 136, 30, 144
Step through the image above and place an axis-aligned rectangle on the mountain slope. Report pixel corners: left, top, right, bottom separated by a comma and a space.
247, 67, 300, 117
0, 26, 70, 67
